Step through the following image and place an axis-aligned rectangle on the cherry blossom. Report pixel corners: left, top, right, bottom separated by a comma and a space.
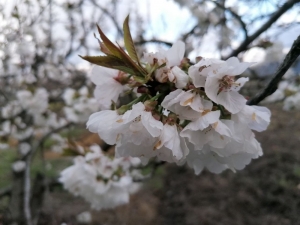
90, 66, 127, 109
203, 58, 251, 113
144, 41, 189, 88
59, 145, 142, 210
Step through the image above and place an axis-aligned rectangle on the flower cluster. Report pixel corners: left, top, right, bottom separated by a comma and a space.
59, 145, 141, 210
84, 18, 271, 175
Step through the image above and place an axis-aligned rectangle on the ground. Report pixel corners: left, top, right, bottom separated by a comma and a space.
2, 104, 300, 225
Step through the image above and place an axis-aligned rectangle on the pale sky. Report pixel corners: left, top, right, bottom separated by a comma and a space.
1, 0, 299, 66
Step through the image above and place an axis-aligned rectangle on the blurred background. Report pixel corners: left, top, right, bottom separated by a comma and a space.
0, 0, 300, 224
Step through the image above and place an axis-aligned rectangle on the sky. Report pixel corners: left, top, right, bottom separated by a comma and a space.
1, 0, 299, 66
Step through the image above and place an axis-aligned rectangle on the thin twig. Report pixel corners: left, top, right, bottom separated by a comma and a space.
247, 35, 300, 105
207, 0, 248, 40
23, 122, 73, 225
135, 39, 173, 47
37, 122, 74, 152
225, 0, 300, 59
90, 0, 123, 37
24, 150, 33, 225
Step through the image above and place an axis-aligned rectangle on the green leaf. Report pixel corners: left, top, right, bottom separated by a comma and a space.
116, 43, 148, 76
96, 24, 147, 76
96, 24, 123, 58
113, 66, 137, 75
79, 55, 142, 76
79, 55, 125, 68
123, 15, 140, 64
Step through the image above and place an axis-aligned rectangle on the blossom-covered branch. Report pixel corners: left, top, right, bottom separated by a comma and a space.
225, 0, 300, 59
81, 16, 271, 178
247, 35, 300, 105
207, 0, 248, 40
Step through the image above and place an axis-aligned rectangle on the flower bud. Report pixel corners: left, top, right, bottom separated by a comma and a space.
144, 100, 157, 111
117, 105, 130, 115
166, 113, 178, 125
114, 72, 129, 85
137, 86, 149, 94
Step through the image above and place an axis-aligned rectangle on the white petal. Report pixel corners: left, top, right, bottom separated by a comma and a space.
166, 41, 185, 67
116, 141, 155, 160
170, 66, 189, 89
249, 106, 271, 132
232, 105, 271, 132
122, 102, 144, 123
90, 66, 118, 85
155, 124, 189, 161
180, 129, 208, 150
184, 110, 220, 131
94, 81, 124, 109
225, 57, 251, 76
86, 110, 124, 145
141, 111, 163, 137
217, 91, 247, 114
188, 65, 207, 88
161, 89, 184, 111
205, 76, 220, 103
230, 77, 249, 92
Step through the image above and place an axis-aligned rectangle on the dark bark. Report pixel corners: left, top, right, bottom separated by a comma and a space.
225, 0, 300, 59
247, 35, 300, 105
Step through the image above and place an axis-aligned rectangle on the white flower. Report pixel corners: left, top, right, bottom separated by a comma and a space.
87, 102, 164, 162
232, 105, 271, 132
87, 110, 125, 145
17, 88, 49, 115
62, 88, 76, 105
121, 102, 163, 141
186, 137, 262, 174
188, 58, 223, 88
283, 92, 300, 110
153, 124, 189, 162
0, 143, 9, 150
263, 89, 284, 103
76, 211, 92, 224
161, 89, 213, 120
19, 142, 31, 156
87, 176, 133, 210
12, 161, 26, 173
64, 107, 78, 123
195, 57, 251, 113
12, 127, 33, 141
59, 147, 140, 210
208, 128, 263, 158
59, 156, 90, 195
79, 86, 89, 97
64, 97, 99, 123
115, 102, 164, 161
144, 41, 189, 88
168, 66, 189, 89
181, 110, 232, 149
1, 101, 23, 119
90, 66, 125, 109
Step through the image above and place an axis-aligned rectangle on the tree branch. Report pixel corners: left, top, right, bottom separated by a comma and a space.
24, 152, 33, 225
135, 39, 173, 47
247, 35, 300, 105
90, 0, 123, 37
208, 0, 248, 40
225, 0, 300, 59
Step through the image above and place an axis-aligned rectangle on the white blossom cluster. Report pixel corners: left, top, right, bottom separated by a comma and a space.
59, 145, 141, 210
248, 41, 300, 111
87, 41, 271, 174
